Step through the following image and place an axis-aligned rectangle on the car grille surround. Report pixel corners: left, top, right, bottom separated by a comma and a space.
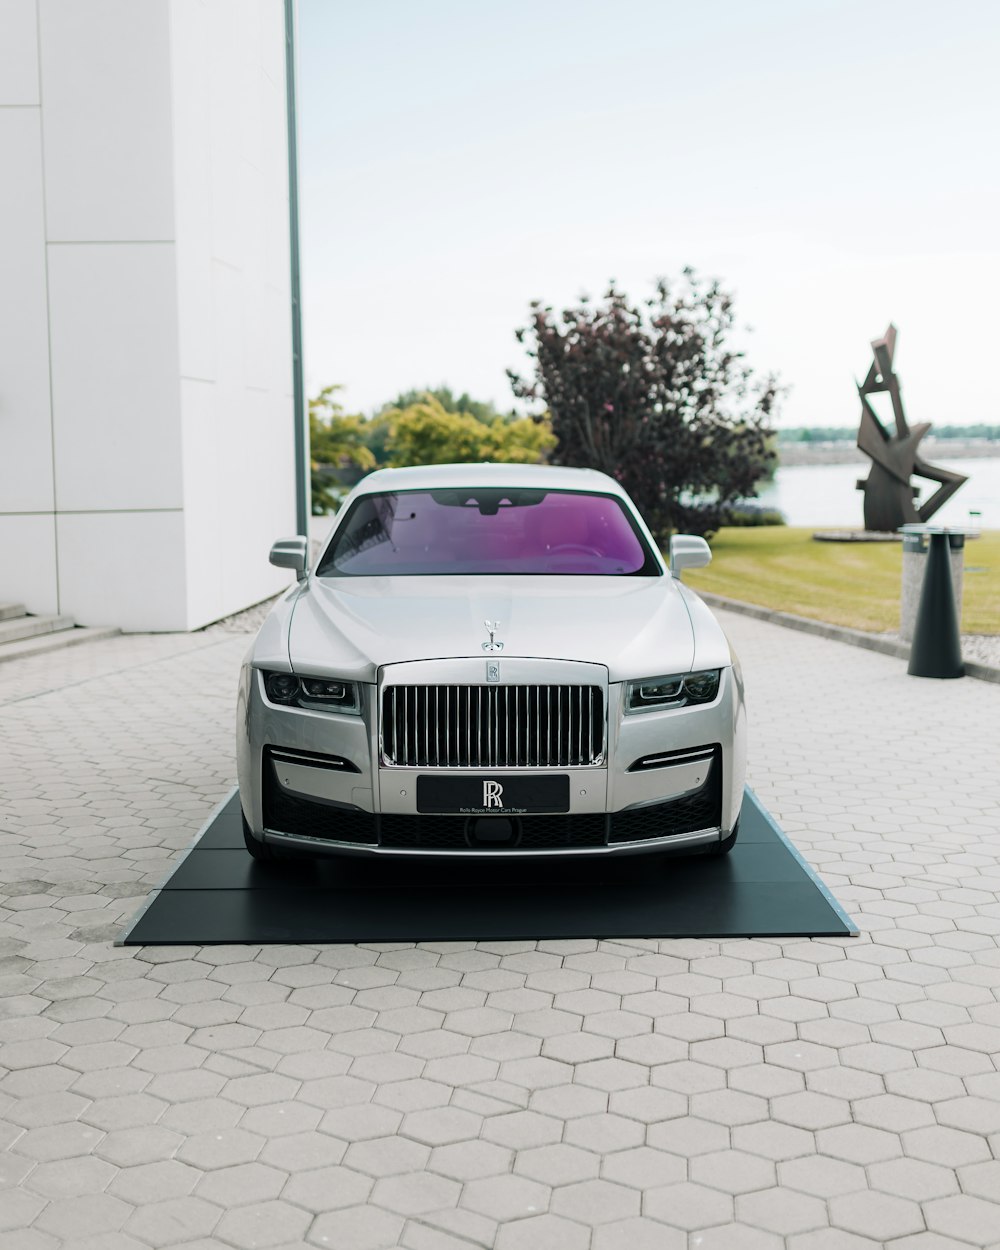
380, 683, 606, 769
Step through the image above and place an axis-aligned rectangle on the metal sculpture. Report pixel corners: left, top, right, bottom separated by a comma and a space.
856, 325, 966, 532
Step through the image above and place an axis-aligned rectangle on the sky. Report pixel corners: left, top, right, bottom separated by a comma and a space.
297, 0, 999, 429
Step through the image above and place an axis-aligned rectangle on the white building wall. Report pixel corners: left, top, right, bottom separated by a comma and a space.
0, 0, 298, 631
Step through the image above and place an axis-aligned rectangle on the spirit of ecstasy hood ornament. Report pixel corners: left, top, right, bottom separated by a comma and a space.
482, 620, 504, 653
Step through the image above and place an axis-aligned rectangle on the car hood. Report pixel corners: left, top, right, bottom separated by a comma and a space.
285, 575, 700, 683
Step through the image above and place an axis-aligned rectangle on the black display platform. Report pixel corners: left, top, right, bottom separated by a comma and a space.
121, 789, 855, 945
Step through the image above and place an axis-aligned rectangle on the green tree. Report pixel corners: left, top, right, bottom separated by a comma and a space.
509, 273, 779, 538
309, 386, 376, 514
379, 386, 514, 424
383, 394, 555, 467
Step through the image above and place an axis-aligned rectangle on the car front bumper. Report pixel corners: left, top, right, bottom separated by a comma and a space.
237, 657, 746, 857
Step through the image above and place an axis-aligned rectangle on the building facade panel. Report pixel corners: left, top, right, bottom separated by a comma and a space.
38, 0, 176, 242
0, 514, 58, 615
2, 0, 299, 631
56, 509, 188, 631
0, 109, 55, 514
0, 0, 40, 106
48, 242, 184, 513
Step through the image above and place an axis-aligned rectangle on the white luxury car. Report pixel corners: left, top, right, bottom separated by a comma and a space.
236, 463, 747, 861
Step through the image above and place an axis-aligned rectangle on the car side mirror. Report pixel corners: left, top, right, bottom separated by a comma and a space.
669, 534, 711, 578
269, 536, 309, 581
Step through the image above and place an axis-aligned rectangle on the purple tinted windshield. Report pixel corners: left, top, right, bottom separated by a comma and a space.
318, 488, 658, 577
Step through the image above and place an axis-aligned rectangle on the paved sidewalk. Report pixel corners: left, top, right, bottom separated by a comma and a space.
1, 612, 998, 1250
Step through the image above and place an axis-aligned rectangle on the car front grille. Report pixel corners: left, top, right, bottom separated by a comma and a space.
380, 684, 605, 769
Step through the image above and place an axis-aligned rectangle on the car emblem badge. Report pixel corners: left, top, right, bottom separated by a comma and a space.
483, 780, 504, 808
482, 620, 504, 653
486, 661, 501, 683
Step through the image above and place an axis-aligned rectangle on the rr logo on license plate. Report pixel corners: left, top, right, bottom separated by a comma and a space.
482, 780, 504, 808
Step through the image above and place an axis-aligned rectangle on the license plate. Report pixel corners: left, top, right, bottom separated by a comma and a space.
417, 775, 570, 815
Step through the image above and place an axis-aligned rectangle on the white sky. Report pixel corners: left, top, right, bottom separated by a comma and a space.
298, 0, 999, 428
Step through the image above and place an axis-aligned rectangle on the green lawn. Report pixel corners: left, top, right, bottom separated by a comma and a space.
682, 527, 1000, 635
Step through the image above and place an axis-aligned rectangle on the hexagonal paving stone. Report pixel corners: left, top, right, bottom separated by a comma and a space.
871, 1156, 959, 1203
260, 1130, 347, 1172
730, 1120, 814, 1162
461, 1173, 550, 1222
902, 1125, 991, 1166
494, 1213, 590, 1250
514, 1143, 600, 1186
307, 1202, 404, 1250
374, 1078, 451, 1113
0, 1188, 47, 1234
690, 1149, 776, 1196
319, 1102, 402, 1143
737, 1186, 829, 1236
34, 1192, 133, 1240
531, 1082, 607, 1120
565, 1111, 645, 1154
342, 1134, 430, 1177
643, 1180, 733, 1230
607, 1085, 684, 1125
814, 1123, 902, 1165
647, 1115, 729, 1158
482, 1110, 562, 1150
777, 1155, 865, 1198
241, 1099, 323, 1138
215, 1199, 313, 1248
831, 1189, 926, 1240
601, 1145, 686, 1191
690, 1088, 768, 1127
924, 1193, 1000, 1245
592, 1215, 686, 1250
16, 1122, 105, 1162
771, 1091, 851, 1131
124, 1195, 224, 1247
551, 1177, 640, 1225
25, 1154, 117, 1199
429, 1139, 513, 1182
107, 1159, 201, 1205
282, 1163, 373, 1211
956, 1158, 1000, 1201
176, 1128, 265, 1170
369, 1169, 461, 1216
95, 1125, 184, 1167
196, 1161, 287, 1207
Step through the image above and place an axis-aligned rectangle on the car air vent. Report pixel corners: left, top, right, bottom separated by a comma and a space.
627, 744, 718, 773
266, 746, 360, 773
381, 684, 605, 769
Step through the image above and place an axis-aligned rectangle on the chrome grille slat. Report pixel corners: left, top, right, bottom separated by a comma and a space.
382, 683, 605, 769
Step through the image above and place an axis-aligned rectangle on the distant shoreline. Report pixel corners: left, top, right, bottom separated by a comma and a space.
777, 440, 1000, 467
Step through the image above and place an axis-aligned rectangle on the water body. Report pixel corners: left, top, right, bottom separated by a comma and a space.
758, 457, 1000, 530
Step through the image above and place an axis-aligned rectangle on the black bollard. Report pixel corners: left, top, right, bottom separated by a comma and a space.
907, 531, 964, 679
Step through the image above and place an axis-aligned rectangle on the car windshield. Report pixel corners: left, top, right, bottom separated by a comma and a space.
317, 488, 660, 577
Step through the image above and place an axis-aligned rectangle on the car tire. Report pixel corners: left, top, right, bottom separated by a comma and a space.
242, 809, 279, 862
712, 822, 740, 856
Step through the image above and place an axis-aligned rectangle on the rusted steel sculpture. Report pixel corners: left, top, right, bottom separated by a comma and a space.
856, 325, 966, 532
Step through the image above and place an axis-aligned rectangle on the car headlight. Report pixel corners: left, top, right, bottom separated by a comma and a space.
262, 671, 360, 714
625, 669, 721, 713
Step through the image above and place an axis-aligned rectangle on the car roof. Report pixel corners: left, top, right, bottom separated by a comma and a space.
350, 462, 630, 499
